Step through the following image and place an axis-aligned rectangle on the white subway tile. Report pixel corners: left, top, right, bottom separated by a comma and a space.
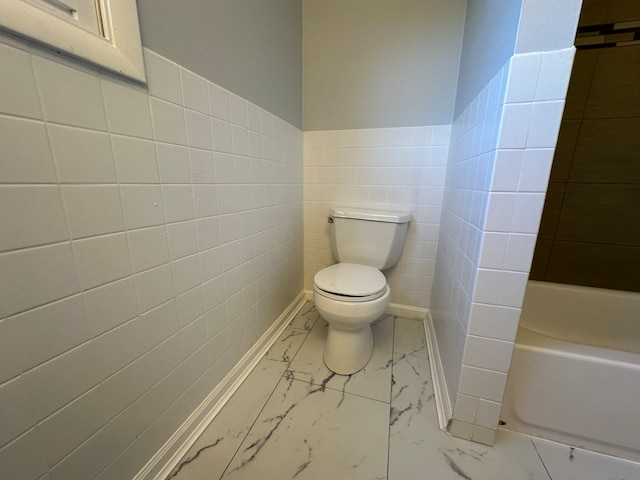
491, 149, 524, 192
477, 232, 508, 269
157, 143, 191, 184
505, 53, 542, 103
135, 265, 174, 313
150, 98, 187, 145
471, 426, 496, 445
200, 247, 223, 282
511, 193, 545, 233
473, 269, 528, 308
212, 119, 234, 154
203, 276, 225, 312
127, 225, 170, 273
24, 317, 144, 420
208, 83, 231, 121
102, 79, 153, 139
0, 295, 86, 383
193, 185, 218, 218
181, 69, 209, 115
497, 103, 532, 149
475, 399, 502, 430
0, 117, 56, 183
0, 44, 42, 119
112, 136, 159, 184
229, 95, 248, 127
185, 110, 213, 150
467, 303, 521, 342
49, 125, 116, 183
0, 376, 37, 447
526, 101, 565, 148
182, 340, 208, 385
162, 185, 195, 223
504, 234, 537, 272
171, 254, 201, 295
463, 335, 514, 373
0, 186, 68, 251
247, 103, 263, 133
141, 301, 179, 350
62, 185, 124, 239
0, 243, 79, 318
33, 56, 107, 131
0, 427, 49, 480
189, 149, 215, 184
82, 277, 139, 336
144, 49, 183, 105
167, 221, 198, 260
120, 185, 165, 229
73, 233, 132, 290
518, 148, 553, 192
232, 126, 251, 156
176, 286, 204, 328
535, 48, 575, 101
197, 217, 221, 251
453, 393, 478, 423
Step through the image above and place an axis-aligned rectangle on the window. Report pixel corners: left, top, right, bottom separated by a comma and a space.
0, 0, 146, 83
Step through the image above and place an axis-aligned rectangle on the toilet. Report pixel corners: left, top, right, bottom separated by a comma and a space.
313, 207, 410, 375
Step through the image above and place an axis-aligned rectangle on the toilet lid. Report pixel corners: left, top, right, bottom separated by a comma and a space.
314, 263, 386, 297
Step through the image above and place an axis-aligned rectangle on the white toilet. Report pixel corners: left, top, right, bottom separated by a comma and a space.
313, 207, 410, 375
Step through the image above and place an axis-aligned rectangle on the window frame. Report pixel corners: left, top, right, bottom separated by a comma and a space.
0, 0, 146, 83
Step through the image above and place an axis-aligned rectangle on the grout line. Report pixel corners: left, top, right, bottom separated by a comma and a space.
531, 437, 554, 480
217, 302, 314, 479
386, 315, 396, 480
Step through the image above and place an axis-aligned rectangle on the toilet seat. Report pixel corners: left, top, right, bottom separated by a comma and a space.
314, 263, 387, 302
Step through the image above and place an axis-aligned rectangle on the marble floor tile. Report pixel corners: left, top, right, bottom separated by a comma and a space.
167, 358, 287, 480
221, 376, 390, 480
388, 352, 551, 480
264, 327, 308, 364
288, 302, 320, 332
287, 314, 394, 403
393, 317, 427, 358
532, 437, 640, 480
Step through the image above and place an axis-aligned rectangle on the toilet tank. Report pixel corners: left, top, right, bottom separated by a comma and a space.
329, 207, 411, 270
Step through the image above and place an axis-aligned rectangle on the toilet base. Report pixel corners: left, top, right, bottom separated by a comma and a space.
324, 324, 374, 375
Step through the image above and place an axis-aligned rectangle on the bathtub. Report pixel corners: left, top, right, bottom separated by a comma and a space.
501, 281, 640, 461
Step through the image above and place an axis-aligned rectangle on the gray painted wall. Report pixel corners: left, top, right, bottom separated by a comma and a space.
303, 0, 466, 131
454, 0, 523, 117
137, 0, 303, 128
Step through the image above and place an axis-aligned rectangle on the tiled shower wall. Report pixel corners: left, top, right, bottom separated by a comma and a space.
431, 46, 574, 445
531, 1, 640, 292
303, 126, 450, 308
0, 39, 302, 480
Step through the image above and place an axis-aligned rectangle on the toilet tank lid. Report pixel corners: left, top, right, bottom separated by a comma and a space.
330, 207, 411, 224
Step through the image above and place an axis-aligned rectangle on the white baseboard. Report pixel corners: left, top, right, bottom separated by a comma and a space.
134, 291, 307, 480
423, 311, 452, 431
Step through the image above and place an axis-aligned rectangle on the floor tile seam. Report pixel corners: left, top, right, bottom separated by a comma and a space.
287, 376, 392, 406
392, 349, 429, 360
217, 362, 295, 479
386, 316, 397, 480
530, 437, 554, 480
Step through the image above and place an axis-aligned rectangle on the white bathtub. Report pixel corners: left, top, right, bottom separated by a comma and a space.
501, 281, 640, 461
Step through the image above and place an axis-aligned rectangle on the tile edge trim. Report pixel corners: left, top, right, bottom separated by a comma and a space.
424, 311, 453, 431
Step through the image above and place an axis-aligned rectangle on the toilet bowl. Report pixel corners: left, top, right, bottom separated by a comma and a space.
314, 263, 390, 374
315, 207, 410, 375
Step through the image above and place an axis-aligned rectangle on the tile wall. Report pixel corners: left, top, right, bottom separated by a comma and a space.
0, 38, 302, 480
431, 46, 575, 445
531, 0, 640, 292
303, 126, 450, 308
